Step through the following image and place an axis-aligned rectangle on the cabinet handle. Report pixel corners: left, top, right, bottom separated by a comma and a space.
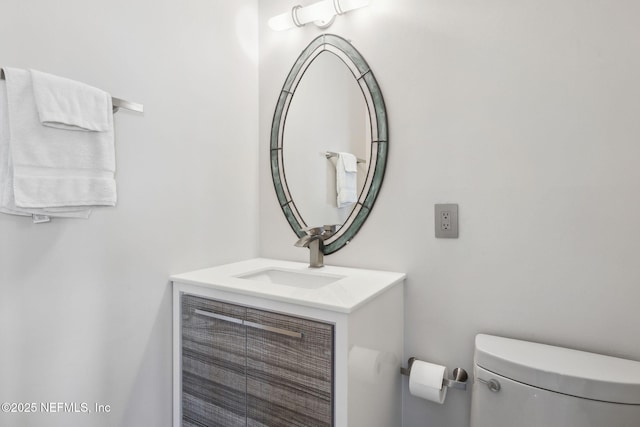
244, 321, 303, 339
194, 309, 303, 339
194, 309, 243, 325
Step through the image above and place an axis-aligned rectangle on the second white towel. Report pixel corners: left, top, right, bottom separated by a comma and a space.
336, 152, 358, 208
31, 69, 112, 132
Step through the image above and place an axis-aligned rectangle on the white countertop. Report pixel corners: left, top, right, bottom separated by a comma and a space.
170, 258, 406, 313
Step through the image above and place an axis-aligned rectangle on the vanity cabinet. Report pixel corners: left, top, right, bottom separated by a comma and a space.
172, 258, 405, 427
180, 294, 334, 426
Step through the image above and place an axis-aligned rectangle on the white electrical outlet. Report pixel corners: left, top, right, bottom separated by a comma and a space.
435, 204, 458, 238
441, 210, 451, 230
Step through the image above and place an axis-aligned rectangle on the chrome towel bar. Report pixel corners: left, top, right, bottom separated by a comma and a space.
324, 151, 366, 164
0, 68, 144, 114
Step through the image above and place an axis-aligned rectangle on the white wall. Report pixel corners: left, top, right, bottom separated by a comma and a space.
258, 0, 640, 426
0, 1, 258, 426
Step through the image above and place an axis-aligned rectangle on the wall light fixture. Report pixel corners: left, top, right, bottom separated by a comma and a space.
268, 0, 370, 31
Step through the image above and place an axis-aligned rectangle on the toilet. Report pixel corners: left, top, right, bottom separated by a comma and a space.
470, 334, 640, 427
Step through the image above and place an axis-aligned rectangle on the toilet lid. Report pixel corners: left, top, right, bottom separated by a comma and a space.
474, 334, 640, 405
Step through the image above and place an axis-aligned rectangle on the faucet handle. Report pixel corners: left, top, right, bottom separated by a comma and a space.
301, 226, 326, 236
301, 225, 339, 237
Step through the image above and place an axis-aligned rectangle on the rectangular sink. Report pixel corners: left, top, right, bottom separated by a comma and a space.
236, 268, 345, 289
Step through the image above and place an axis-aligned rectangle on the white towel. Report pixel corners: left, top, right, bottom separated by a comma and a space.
336, 152, 358, 208
0, 79, 28, 216
0, 74, 92, 219
3, 68, 116, 211
1, 81, 84, 218
31, 69, 111, 132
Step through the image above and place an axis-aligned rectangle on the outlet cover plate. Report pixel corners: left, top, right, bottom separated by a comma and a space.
435, 204, 458, 238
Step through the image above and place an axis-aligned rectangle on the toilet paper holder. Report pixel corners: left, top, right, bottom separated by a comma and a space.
400, 357, 469, 391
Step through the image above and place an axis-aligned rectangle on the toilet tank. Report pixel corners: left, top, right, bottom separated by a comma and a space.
470, 334, 640, 427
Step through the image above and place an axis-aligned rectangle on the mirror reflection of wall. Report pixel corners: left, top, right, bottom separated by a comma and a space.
284, 52, 369, 227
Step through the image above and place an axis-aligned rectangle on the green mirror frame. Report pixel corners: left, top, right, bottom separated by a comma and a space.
270, 34, 388, 255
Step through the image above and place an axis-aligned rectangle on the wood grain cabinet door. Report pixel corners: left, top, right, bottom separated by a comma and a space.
181, 295, 247, 427
245, 308, 334, 427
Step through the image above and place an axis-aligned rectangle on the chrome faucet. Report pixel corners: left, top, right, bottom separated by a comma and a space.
294, 225, 337, 268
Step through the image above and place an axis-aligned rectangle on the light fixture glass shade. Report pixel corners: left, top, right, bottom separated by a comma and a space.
336, 0, 370, 13
268, 0, 370, 31
268, 11, 296, 31
296, 0, 335, 26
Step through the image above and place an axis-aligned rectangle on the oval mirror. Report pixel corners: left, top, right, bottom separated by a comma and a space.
270, 34, 388, 254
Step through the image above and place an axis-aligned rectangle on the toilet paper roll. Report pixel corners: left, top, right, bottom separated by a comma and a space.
349, 346, 382, 384
409, 360, 448, 404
